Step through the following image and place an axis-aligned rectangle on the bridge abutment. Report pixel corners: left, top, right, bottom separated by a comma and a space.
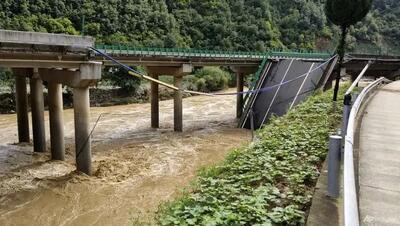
30, 69, 46, 152
13, 70, 30, 143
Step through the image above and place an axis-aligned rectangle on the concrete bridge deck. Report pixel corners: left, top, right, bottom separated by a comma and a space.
358, 81, 400, 225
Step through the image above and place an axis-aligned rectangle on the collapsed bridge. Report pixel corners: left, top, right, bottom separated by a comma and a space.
1, 29, 400, 175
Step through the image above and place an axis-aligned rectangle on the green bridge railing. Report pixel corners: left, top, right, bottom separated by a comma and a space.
95, 43, 400, 60
94, 44, 333, 60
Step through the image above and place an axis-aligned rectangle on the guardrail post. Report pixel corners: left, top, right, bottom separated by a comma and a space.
341, 94, 352, 153
249, 109, 255, 141
328, 135, 342, 198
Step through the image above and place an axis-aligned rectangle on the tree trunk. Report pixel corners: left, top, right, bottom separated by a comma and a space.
333, 25, 348, 101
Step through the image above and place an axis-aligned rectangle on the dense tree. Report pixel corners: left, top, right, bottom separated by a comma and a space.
103, 67, 142, 94
0, 0, 398, 52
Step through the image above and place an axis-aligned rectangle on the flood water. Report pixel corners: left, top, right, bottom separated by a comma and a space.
0, 89, 251, 226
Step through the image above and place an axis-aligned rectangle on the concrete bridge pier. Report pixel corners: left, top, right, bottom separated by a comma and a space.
0, 30, 101, 175
13, 69, 30, 143
30, 68, 46, 152
73, 87, 91, 174
236, 72, 244, 118
150, 74, 159, 128
231, 67, 258, 119
48, 82, 65, 160
40, 63, 101, 175
146, 64, 193, 132
174, 76, 183, 132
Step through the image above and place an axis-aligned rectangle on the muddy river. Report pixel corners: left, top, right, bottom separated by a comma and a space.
0, 90, 251, 226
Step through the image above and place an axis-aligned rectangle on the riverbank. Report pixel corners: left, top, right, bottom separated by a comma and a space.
0, 66, 237, 114
0, 84, 192, 114
0, 88, 251, 226
157, 88, 346, 225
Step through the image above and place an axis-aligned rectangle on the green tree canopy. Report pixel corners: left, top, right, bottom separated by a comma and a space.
325, 0, 372, 101
325, 0, 373, 26
0, 0, 398, 52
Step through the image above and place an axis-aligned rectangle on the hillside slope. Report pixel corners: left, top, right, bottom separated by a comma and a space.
0, 0, 399, 53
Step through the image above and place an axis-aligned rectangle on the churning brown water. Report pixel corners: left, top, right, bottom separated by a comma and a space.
0, 89, 251, 226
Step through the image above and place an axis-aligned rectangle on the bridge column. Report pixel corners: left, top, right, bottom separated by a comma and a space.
39, 63, 101, 175
146, 64, 192, 131
30, 69, 46, 152
231, 66, 258, 119
150, 74, 159, 128
48, 82, 65, 160
174, 76, 183, 132
73, 87, 91, 175
236, 72, 244, 118
13, 69, 30, 143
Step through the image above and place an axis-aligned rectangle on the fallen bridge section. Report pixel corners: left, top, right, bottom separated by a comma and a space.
239, 57, 336, 129
343, 54, 400, 80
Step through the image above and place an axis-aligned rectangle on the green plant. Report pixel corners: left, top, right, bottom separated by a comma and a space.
156, 85, 348, 225
190, 67, 230, 92
194, 78, 207, 92
102, 67, 141, 94
0, 68, 15, 93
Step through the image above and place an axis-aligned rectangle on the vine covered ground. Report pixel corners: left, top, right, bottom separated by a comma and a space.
157, 87, 346, 226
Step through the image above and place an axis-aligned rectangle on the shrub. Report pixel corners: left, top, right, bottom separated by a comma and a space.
0, 68, 15, 93
188, 67, 230, 92
102, 67, 141, 94
156, 86, 347, 226
194, 78, 207, 92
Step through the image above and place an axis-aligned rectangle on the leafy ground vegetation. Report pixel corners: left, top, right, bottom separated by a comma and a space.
157, 87, 346, 226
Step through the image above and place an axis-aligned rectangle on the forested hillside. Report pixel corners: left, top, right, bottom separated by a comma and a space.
0, 0, 399, 53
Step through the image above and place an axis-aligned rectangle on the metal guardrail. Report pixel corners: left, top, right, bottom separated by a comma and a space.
94, 44, 332, 60
96, 44, 400, 59
342, 77, 388, 226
